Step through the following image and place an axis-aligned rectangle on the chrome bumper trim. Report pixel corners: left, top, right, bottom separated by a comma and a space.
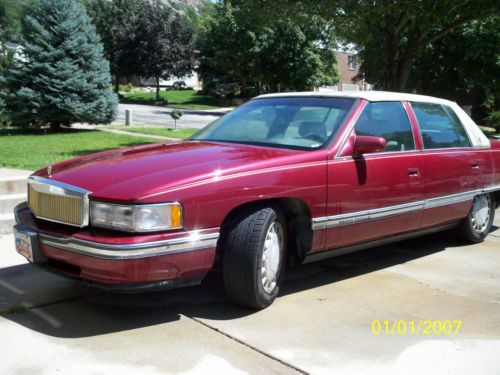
38, 231, 220, 260
15, 202, 219, 259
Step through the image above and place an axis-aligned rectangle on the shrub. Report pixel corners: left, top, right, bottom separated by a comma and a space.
119, 83, 136, 93
170, 109, 183, 129
485, 111, 500, 132
172, 81, 187, 90
0, 97, 9, 127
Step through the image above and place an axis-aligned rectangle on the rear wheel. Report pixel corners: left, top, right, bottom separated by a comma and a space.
459, 193, 495, 243
222, 207, 286, 309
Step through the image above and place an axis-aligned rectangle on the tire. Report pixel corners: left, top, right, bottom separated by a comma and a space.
222, 206, 286, 309
458, 193, 495, 243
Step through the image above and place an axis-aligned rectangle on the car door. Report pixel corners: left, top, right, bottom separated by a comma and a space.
410, 102, 486, 228
321, 101, 425, 251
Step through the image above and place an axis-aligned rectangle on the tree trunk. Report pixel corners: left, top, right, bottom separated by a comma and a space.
114, 75, 120, 94
383, 31, 400, 90
156, 76, 160, 102
241, 78, 248, 98
395, 37, 420, 92
50, 122, 61, 131
395, 56, 415, 92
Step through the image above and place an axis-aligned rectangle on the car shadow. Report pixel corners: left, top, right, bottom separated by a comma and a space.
167, 230, 472, 321
1, 229, 476, 338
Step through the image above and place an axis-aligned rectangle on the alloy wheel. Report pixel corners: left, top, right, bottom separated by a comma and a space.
261, 221, 284, 294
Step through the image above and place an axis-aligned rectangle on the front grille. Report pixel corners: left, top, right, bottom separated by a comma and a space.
27, 177, 90, 227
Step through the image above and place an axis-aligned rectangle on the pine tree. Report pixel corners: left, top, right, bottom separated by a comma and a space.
3, 0, 117, 129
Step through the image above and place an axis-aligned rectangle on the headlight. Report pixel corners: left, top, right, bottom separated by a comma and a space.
90, 202, 182, 232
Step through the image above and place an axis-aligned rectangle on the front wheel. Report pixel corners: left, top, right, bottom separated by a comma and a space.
222, 207, 286, 309
459, 193, 495, 243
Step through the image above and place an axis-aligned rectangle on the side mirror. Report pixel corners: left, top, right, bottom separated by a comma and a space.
353, 136, 387, 155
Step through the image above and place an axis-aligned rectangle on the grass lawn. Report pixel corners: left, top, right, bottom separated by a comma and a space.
0, 128, 159, 170
107, 126, 198, 139
121, 89, 225, 110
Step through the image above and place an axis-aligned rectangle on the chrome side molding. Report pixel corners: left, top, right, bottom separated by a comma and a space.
312, 186, 500, 230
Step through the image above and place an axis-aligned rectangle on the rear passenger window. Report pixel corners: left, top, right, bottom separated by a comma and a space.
412, 102, 471, 149
354, 101, 415, 152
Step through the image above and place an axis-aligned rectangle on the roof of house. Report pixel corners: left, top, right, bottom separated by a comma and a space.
256, 90, 453, 105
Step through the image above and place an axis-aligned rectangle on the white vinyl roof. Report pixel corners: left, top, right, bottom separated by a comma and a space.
255, 90, 491, 148
256, 90, 454, 105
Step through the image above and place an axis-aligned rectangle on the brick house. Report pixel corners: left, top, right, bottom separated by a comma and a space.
319, 50, 371, 92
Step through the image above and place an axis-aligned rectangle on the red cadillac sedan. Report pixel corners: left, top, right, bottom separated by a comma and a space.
14, 91, 500, 308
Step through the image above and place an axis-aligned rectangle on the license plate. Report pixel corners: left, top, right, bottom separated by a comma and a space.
15, 228, 35, 262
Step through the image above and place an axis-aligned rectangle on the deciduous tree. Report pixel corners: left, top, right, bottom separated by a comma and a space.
126, 1, 195, 102
83, 0, 147, 93
198, 2, 338, 94
315, 0, 499, 91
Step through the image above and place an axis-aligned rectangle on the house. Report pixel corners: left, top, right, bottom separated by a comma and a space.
1, 42, 25, 64
319, 50, 371, 92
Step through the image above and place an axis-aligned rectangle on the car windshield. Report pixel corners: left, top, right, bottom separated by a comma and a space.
190, 97, 355, 150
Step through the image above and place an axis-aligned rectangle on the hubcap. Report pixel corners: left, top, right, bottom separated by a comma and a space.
261, 221, 284, 294
470, 194, 492, 234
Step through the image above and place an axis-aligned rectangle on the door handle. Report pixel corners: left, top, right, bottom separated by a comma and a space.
408, 168, 420, 177
470, 163, 480, 169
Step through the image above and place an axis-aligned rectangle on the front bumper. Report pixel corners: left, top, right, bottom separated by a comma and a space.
14, 203, 219, 290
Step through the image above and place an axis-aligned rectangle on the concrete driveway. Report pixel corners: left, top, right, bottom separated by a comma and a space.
1, 211, 499, 374
114, 103, 230, 129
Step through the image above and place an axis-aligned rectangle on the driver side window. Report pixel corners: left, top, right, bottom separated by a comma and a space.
354, 101, 415, 152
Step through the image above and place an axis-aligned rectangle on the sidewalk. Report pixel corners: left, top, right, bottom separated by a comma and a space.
0, 168, 31, 180
72, 124, 180, 141
0, 168, 30, 235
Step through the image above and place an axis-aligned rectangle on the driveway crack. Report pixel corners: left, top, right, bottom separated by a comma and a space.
148, 295, 308, 374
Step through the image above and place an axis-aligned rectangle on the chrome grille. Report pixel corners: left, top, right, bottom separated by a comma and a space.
27, 176, 91, 227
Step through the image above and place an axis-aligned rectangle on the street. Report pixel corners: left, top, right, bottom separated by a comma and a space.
114, 103, 231, 129
0, 210, 499, 374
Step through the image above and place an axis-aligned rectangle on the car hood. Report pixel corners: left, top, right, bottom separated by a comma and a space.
33, 141, 306, 202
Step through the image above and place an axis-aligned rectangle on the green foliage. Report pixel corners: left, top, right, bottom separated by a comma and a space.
198, 2, 338, 95
170, 109, 183, 120
3, 0, 118, 129
0, 0, 22, 42
83, 0, 147, 92
170, 108, 183, 128
486, 111, 500, 131
119, 83, 136, 93
121, 89, 223, 109
0, 96, 8, 127
314, 0, 499, 91
259, 19, 338, 91
123, 1, 195, 102
409, 15, 499, 124
0, 128, 157, 170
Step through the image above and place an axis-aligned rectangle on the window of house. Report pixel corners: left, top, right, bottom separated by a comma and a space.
348, 55, 357, 70
354, 101, 415, 152
412, 102, 471, 149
